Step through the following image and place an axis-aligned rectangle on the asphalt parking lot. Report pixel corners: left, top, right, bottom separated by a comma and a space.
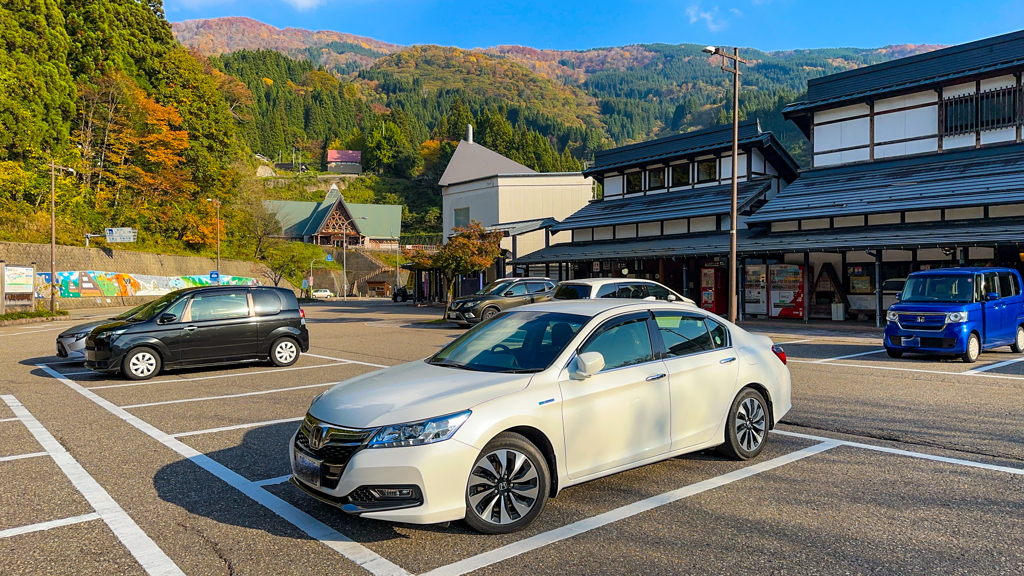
1, 300, 1022, 575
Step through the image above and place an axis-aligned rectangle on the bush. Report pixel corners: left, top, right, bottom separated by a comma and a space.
0, 308, 69, 322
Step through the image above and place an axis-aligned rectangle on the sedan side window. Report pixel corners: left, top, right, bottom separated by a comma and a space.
596, 284, 618, 298
189, 292, 250, 321
653, 312, 714, 357
704, 318, 729, 348
616, 284, 649, 299
646, 284, 671, 300
579, 316, 655, 371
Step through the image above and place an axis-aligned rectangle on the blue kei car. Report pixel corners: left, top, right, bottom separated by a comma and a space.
884, 267, 1024, 363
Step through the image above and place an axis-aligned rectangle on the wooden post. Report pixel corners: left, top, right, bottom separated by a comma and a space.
875, 251, 883, 328
0, 260, 5, 316
804, 252, 811, 325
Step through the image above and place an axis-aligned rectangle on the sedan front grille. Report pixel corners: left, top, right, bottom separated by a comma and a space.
294, 415, 375, 490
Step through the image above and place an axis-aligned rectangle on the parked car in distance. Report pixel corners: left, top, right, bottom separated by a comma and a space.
446, 277, 555, 326
554, 278, 697, 305
884, 267, 1024, 362
392, 286, 411, 302
84, 285, 309, 380
56, 302, 149, 359
881, 277, 907, 310
290, 299, 791, 534
312, 289, 335, 299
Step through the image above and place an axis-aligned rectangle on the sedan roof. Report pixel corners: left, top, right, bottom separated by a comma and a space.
520, 299, 699, 317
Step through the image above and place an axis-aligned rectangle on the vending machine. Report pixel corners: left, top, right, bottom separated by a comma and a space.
700, 267, 727, 315
744, 265, 768, 316
769, 264, 805, 319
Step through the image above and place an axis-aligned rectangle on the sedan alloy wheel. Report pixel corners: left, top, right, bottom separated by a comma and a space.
464, 432, 549, 534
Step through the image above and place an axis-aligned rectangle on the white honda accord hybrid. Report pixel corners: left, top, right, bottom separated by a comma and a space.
290, 299, 791, 534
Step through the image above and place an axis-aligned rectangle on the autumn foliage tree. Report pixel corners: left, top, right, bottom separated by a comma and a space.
405, 221, 503, 315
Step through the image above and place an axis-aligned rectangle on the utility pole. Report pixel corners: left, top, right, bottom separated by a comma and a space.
49, 160, 75, 313
391, 227, 400, 297
703, 46, 748, 324
206, 198, 221, 281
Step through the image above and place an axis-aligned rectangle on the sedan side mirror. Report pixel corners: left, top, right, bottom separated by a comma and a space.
575, 351, 605, 379
158, 313, 177, 324
986, 292, 1001, 301
667, 294, 677, 302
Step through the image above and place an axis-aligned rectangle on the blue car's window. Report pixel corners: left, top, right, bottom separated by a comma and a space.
901, 275, 975, 303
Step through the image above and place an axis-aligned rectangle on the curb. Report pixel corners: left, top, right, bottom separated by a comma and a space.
0, 315, 72, 327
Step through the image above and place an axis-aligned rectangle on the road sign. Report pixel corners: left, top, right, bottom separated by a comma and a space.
325, 254, 333, 262
209, 271, 220, 284
301, 278, 309, 289
105, 227, 137, 243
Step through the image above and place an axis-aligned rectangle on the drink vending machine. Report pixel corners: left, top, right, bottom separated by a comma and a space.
700, 267, 727, 315
768, 264, 806, 319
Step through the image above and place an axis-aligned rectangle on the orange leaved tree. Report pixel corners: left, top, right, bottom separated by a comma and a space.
406, 221, 503, 317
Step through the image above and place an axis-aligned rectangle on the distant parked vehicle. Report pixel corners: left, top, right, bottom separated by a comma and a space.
56, 303, 149, 360
554, 278, 696, 305
446, 278, 555, 326
84, 286, 309, 380
884, 267, 1024, 362
312, 289, 335, 299
392, 286, 411, 302
881, 278, 907, 310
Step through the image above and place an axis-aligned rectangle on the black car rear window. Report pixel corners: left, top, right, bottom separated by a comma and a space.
278, 289, 299, 310
554, 284, 591, 299
253, 289, 283, 316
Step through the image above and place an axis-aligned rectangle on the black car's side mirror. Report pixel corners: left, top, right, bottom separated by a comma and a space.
986, 292, 1001, 301
158, 313, 177, 324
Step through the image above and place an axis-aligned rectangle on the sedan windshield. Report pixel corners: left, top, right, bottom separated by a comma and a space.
430, 311, 587, 372
126, 291, 184, 321
475, 280, 515, 296
901, 275, 974, 303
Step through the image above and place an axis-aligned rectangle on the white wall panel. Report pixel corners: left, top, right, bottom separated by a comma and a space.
638, 222, 661, 237
574, 228, 593, 242
593, 226, 613, 240
834, 215, 865, 228
874, 91, 937, 113
943, 82, 976, 98
946, 206, 984, 220
771, 221, 799, 232
918, 248, 950, 261
943, 133, 976, 149
981, 127, 1016, 145
993, 203, 1024, 217
615, 224, 637, 239
875, 106, 937, 143
752, 149, 766, 173
883, 250, 913, 262
604, 175, 623, 197
868, 213, 901, 225
875, 138, 938, 159
905, 209, 941, 223
814, 152, 842, 167
815, 103, 870, 124
690, 216, 717, 232
970, 247, 996, 259
981, 75, 1016, 91
663, 219, 688, 235
801, 218, 830, 230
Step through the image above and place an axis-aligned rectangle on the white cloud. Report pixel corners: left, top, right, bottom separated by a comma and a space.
282, 0, 326, 9
730, 7, 743, 16
685, 3, 728, 32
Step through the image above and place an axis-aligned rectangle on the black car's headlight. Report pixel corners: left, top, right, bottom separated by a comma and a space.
95, 328, 128, 341
368, 411, 471, 448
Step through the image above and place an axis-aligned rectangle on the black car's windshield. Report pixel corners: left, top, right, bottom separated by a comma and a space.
475, 280, 515, 296
114, 303, 149, 320
430, 311, 587, 373
554, 284, 591, 299
901, 275, 974, 303
127, 292, 183, 321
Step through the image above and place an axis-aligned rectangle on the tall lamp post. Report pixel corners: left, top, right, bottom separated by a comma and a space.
390, 227, 400, 297
206, 198, 221, 283
703, 45, 748, 324
49, 161, 75, 312
342, 216, 368, 301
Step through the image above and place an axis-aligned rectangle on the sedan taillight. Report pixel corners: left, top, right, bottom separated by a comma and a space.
772, 345, 787, 365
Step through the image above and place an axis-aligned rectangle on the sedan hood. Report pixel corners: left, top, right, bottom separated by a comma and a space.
308, 360, 531, 429
59, 319, 110, 338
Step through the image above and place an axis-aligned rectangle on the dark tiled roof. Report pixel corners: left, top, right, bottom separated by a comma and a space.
551, 180, 772, 232
785, 30, 1024, 115
586, 121, 761, 173
512, 231, 734, 263
747, 144, 1024, 224
487, 218, 558, 237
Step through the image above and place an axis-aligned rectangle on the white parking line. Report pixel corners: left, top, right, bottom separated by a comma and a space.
0, 417, 19, 423
0, 451, 48, 463
789, 359, 1024, 381
0, 326, 67, 337
171, 417, 304, 438
306, 353, 390, 368
421, 441, 841, 576
120, 383, 334, 409
38, 365, 411, 576
964, 355, 1024, 374
772, 429, 1024, 475
812, 349, 887, 363
252, 475, 292, 487
1, 394, 184, 576
0, 512, 102, 539
87, 362, 351, 390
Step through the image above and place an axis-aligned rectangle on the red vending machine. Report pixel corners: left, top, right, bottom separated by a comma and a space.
700, 267, 727, 315
768, 264, 805, 319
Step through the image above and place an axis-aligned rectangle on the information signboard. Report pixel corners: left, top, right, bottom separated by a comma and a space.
3, 267, 34, 294
105, 227, 138, 243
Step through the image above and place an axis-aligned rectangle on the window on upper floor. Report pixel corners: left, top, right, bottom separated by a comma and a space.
671, 164, 690, 187
647, 168, 666, 190
626, 172, 643, 194
453, 207, 470, 229
942, 85, 1022, 136
696, 159, 718, 183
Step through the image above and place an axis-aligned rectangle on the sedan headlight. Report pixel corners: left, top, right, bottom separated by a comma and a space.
886, 310, 899, 322
368, 411, 471, 448
945, 311, 968, 323
68, 332, 89, 341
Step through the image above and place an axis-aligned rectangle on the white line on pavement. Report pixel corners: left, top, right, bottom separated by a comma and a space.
120, 383, 334, 409
252, 475, 292, 487
1, 394, 184, 576
421, 441, 841, 576
964, 355, 1024, 374
87, 362, 349, 390
0, 451, 48, 463
38, 364, 410, 576
61, 370, 95, 376
789, 359, 1024, 381
0, 513, 102, 539
306, 353, 390, 368
774, 338, 815, 344
0, 326, 68, 337
0, 417, 19, 423
772, 429, 1024, 475
171, 417, 303, 438
812, 349, 887, 363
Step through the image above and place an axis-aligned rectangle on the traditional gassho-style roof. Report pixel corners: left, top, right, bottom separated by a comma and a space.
438, 140, 536, 187
264, 186, 402, 240
327, 150, 362, 164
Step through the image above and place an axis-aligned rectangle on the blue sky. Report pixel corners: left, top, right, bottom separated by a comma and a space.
165, 1, 1024, 52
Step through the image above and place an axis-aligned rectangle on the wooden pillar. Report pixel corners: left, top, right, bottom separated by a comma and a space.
803, 252, 811, 325
875, 251, 883, 328
658, 258, 666, 286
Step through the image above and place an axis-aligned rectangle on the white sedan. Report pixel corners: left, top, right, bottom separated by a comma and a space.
290, 300, 791, 533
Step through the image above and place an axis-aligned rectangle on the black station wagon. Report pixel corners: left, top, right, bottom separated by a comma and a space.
84, 285, 309, 380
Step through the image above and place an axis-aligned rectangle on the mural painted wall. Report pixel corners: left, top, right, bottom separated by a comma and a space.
35, 271, 258, 299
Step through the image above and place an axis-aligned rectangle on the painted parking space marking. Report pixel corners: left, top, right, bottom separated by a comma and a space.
252, 475, 292, 487
86, 361, 350, 390
0, 326, 68, 337
0, 513, 102, 540
0, 451, 48, 463
964, 355, 1024, 374
39, 364, 412, 576
171, 417, 304, 438
790, 359, 1024, 381
1, 394, 184, 576
119, 382, 336, 409
812, 349, 887, 363
421, 441, 842, 576
306, 352, 390, 368
0, 417, 19, 423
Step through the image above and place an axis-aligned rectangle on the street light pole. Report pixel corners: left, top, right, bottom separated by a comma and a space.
50, 161, 56, 313
206, 199, 221, 281
390, 227, 400, 297
704, 45, 748, 324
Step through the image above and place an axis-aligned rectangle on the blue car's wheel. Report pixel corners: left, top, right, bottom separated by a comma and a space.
962, 333, 980, 363
1012, 326, 1024, 354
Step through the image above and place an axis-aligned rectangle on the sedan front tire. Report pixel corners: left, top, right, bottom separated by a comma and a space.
464, 432, 549, 534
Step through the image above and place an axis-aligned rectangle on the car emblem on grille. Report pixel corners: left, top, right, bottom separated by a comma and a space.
917, 316, 925, 323
308, 424, 329, 450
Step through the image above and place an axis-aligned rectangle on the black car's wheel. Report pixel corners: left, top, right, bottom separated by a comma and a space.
464, 432, 549, 535
718, 388, 769, 461
123, 347, 161, 380
1012, 326, 1024, 353
480, 307, 499, 322
886, 348, 903, 359
961, 333, 981, 363
270, 337, 300, 367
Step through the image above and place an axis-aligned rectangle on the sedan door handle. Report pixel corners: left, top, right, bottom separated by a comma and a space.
184, 325, 198, 332
646, 373, 666, 381
720, 357, 737, 364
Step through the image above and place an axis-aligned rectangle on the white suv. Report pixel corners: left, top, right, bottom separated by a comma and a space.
554, 278, 695, 305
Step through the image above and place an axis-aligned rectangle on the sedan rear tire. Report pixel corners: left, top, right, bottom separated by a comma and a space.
464, 432, 549, 534
123, 347, 161, 380
718, 388, 769, 461
270, 337, 300, 367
